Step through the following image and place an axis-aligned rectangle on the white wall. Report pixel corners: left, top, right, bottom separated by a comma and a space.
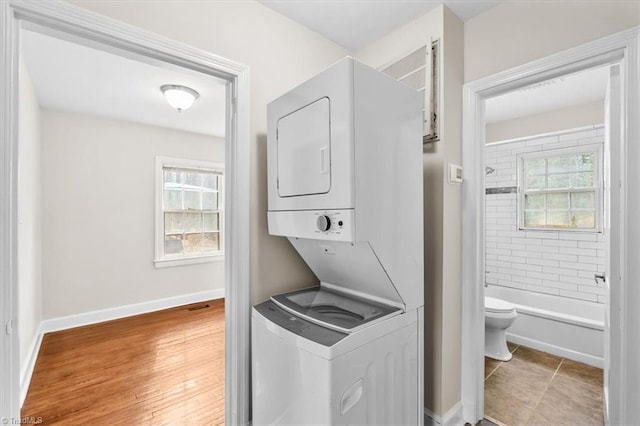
69, 0, 350, 304
17, 60, 42, 373
486, 100, 605, 143
485, 127, 606, 303
41, 110, 224, 319
356, 5, 464, 417
465, 1, 640, 82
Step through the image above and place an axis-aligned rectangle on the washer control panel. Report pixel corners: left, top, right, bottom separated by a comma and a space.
313, 211, 347, 236
268, 209, 354, 242
316, 215, 331, 232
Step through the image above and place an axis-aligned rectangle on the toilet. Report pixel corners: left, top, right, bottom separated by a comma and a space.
484, 297, 517, 361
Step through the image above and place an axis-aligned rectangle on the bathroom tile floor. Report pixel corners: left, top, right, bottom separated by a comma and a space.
484, 343, 603, 426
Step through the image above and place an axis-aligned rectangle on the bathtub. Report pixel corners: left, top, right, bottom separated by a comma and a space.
485, 285, 605, 368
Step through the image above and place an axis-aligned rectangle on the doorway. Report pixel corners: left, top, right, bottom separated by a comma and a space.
461, 27, 640, 425
0, 2, 250, 424
481, 64, 610, 425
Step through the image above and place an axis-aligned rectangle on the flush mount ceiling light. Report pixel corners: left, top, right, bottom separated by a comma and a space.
161, 84, 199, 112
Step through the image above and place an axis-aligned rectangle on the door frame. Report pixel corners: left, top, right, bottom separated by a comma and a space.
0, 1, 251, 424
461, 26, 639, 424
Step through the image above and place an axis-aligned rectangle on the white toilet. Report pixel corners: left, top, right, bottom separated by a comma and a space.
484, 297, 517, 361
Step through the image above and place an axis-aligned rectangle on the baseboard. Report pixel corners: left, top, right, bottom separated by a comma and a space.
506, 332, 603, 368
20, 326, 44, 407
41, 289, 225, 333
425, 401, 464, 426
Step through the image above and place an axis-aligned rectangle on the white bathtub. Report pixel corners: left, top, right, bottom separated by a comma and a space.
486, 285, 605, 368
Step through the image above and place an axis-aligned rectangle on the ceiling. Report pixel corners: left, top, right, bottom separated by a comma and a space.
21, 30, 227, 137
485, 66, 609, 124
259, 0, 499, 50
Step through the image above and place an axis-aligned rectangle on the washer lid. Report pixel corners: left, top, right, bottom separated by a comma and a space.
271, 286, 401, 334
485, 297, 515, 313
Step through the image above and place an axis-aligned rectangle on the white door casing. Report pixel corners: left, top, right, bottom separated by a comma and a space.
461, 26, 640, 424
0, 1, 251, 424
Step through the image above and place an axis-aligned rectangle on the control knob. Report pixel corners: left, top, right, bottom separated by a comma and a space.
316, 215, 331, 232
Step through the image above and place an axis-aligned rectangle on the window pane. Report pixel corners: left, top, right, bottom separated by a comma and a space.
203, 174, 218, 191
203, 212, 219, 232
546, 193, 569, 209
526, 159, 546, 177
547, 173, 571, 190
164, 235, 183, 255
571, 171, 595, 189
571, 192, 595, 209
183, 171, 202, 187
576, 153, 595, 171
527, 176, 546, 190
203, 191, 218, 210
572, 210, 596, 228
525, 194, 544, 209
184, 189, 201, 210
524, 210, 545, 227
164, 212, 183, 235
183, 233, 203, 253
546, 210, 570, 227
548, 156, 576, 174
202, 232, 220, 252
164, 169, 181, 184
163, 189, 182, 210
184, 212, 203, 233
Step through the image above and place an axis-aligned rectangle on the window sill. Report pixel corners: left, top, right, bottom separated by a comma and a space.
154, 254, 224, 269
519, 227, 603, 234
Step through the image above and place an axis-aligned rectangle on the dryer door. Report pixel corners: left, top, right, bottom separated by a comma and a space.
277, 97, 331, 197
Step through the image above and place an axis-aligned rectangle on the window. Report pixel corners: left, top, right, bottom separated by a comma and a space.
155, 157, 224, 267
518, 145, 602, 231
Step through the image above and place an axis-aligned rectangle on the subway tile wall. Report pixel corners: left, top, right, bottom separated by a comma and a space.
485, 126, 607, 304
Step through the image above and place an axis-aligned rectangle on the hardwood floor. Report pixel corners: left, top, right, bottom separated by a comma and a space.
22, 299, 225, 425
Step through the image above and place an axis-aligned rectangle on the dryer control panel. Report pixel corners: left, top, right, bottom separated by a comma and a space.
268, 209, 354, 242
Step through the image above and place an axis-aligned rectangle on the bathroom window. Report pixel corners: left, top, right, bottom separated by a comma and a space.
154, 157, 224, 268
518, 145, 602, 232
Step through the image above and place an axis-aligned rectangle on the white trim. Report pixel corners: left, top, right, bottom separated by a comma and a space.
41, 289, 224, 334
19, 326, 42, 408
0, 0, 20, 418
154, 253, 224, 268
424, 401, 464, 426
506, 333, 603, 369
485, 124, 604, 147
1, 1, 251, 424
154, 156, 225, 266
462, 26, 640, 425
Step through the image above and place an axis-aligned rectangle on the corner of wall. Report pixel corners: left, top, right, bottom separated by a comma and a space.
440, 4, 465, 415
17, 57, 43, 377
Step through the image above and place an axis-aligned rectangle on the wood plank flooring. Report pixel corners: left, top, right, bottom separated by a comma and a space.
22, 299, 225, 425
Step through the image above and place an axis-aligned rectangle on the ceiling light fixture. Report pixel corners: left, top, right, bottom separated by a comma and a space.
161, 84, 199, 112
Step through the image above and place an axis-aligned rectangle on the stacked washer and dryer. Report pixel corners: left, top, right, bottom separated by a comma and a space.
252, 57, 424, 425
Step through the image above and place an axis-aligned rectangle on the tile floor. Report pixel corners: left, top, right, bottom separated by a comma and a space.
484, 343, 603, 426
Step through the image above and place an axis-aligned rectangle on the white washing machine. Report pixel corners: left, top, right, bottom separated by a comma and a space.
252, 286, 419, 425
253, 57, 424, 425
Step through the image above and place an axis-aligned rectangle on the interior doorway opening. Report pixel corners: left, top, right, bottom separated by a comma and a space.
480, 63, 613, 425
0, 2, 250, 424
461, 27, 640, 426
17, 25, 228, 424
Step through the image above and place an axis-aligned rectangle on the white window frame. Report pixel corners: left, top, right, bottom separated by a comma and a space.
517, 144, 604, 232
154, 156, 224, 268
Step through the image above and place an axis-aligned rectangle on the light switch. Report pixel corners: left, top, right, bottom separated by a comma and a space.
448, 163, 463, 184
